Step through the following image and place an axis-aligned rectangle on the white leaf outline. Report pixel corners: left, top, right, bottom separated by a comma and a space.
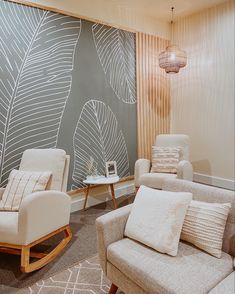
0, 2, 81, 185
92, 24, 136, 104
72, 100, 130, 189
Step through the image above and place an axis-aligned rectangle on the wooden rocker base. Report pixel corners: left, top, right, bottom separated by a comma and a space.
0, 224, 72, 273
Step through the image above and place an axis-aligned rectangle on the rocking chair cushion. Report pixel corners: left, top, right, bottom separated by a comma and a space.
19, 149, 67, 191
0, 170, 51, 211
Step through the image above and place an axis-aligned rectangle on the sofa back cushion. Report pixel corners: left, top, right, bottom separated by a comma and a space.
163, 179, 235, 257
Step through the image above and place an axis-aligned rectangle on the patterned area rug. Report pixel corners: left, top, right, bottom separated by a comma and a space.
15, 255, 112, 294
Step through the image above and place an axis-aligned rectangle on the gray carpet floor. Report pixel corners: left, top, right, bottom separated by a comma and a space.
0, 194, 134, 293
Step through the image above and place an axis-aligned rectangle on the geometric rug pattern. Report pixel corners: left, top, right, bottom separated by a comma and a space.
15, 255, 111, 294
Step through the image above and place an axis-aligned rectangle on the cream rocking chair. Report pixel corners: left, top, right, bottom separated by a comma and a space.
135, 134, 193, 190
0, 149, 72, 273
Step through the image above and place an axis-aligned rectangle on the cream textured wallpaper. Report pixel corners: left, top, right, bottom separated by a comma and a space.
171, 0, 234, 183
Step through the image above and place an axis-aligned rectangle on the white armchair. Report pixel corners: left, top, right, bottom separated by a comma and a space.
135, 134, 193, 190
0, 149, 71, 273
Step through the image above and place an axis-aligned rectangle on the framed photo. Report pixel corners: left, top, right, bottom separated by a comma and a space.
105, 161, 117, 177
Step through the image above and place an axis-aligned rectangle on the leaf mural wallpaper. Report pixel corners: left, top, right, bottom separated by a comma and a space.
72, 100, 130, 189
92, 24, 136, 104
0, 1, 137, 190
0, 1, 81, 186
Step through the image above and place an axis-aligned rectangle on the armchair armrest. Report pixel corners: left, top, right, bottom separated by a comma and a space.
96, 204, 132, 274
177, 160, 193, 181
0, 188, 5, 200
18, 190, 71, 245
134, 158, 151, 187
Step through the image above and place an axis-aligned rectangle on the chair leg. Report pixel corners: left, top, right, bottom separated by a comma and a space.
20, 225, 72, 273
21, 245, 30, 271
109, 283, 118, 294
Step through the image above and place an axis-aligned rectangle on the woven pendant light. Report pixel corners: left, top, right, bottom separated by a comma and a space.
159, 7, 187, 74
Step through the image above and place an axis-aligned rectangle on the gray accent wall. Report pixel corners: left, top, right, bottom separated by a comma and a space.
0, 0, 137, 189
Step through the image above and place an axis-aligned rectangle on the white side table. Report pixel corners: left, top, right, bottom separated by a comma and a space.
83, 176, 120, 210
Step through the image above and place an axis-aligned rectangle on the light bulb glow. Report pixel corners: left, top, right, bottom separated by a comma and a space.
170, 53, 176, 60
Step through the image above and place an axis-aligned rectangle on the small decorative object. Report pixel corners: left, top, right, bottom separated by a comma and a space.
86, 156, 97, 180
105, 161, 117, 177
159, 7, 187, 74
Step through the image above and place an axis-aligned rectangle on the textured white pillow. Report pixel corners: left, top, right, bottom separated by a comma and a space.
181, 200, 231, 258
151, 146, 181, 173
0, 169, 52, 211
124, 185, 192, 256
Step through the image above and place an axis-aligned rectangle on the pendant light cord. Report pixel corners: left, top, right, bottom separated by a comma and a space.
171, 7, 174, 44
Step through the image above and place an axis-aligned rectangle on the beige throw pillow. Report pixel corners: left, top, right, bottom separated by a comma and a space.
151, 146, 181, 173
181, 200, 231, 258
124, 185, 192, 256
0, 169, 52, 211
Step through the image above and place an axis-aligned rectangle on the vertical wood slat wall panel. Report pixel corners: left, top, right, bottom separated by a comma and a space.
136, 32, 170, 160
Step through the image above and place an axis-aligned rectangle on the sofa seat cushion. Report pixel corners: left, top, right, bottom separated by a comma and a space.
209, 272, 234, 294
0, 211, 19, 244
107, 238, 233, 294
139, 173, 177, 189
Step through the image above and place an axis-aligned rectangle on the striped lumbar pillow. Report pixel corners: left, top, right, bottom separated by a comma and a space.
151, 146, 181, 173
181, 200, 231, 258
0, 169, 52, 211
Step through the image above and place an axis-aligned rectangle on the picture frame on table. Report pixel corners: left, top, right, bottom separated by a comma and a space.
105, 161, 117, 177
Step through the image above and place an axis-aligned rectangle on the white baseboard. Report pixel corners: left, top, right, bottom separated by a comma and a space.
71, 182, 135, 213
193, 173, 235, 191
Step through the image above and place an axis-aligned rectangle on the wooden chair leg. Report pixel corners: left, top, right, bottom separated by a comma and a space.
21, 245, 30, 271
20, 225, 72, 273
109, 283, 118, 294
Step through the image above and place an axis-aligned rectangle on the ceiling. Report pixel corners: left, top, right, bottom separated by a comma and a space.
109, 0, 229, 21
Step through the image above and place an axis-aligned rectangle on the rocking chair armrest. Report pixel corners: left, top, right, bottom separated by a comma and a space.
0, 188, 5, 200
177, 160, 193, 181
134, 159, 151, 187
18, 190, 71, 245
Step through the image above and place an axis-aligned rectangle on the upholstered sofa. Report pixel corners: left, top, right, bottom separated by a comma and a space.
96, 179, 235, 294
